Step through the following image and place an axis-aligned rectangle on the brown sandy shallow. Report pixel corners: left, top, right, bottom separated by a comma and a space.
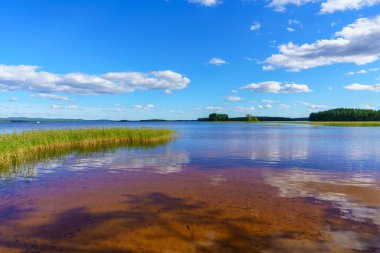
0, 168, 379, 253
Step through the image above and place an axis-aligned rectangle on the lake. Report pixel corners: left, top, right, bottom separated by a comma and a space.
0, 122, 379, 252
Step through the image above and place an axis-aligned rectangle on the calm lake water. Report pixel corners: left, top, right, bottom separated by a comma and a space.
0, 122, 379, 252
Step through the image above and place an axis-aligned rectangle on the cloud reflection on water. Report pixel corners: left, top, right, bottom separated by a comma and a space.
263, 168, 380, 250
39, 149, 190, 175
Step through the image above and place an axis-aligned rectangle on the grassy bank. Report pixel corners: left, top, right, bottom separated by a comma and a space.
0, 127, 174, 172
266, 121, 380, 127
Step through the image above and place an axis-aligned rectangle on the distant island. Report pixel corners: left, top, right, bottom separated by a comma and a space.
197, 113, 308, 122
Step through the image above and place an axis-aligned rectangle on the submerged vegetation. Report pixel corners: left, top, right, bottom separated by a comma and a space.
0, 128, 174, 175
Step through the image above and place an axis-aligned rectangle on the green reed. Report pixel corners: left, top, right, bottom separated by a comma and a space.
0, 127, 175, 173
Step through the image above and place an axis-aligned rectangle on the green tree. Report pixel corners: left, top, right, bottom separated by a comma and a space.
209, 113, 229, 121
246, 114, 259, 122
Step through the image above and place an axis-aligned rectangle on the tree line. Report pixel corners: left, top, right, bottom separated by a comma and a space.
309, 108, 380, 121
198, 113, 259, 122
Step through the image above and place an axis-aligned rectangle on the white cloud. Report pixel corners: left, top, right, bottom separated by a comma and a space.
133, 104, 155, 110
258, 104, 273, 109
267, 0, 380, 13
30, 93, 70, 101
287, 19, 302, 32
51, 104, 79, 110
344, 83, 380, 92
231, 89, 239, 93
347, 68, 379, 75
197, 106, 223, 111
360, 104, 375, 109
321, 0, 380, 14
9, 97, 18, 102
209, 57, 228, 66
188, 0, 221, 6
205, 106, 222, 111
262, 65, 275, 71
240, 81, 312, 93
250, 22, 261, 31
262, 99, 279, 103
0, 65, 190, 95
265, 15, 380, 71
300, 102, 329, 109
231, 106, 255, 112
288, 19, 302, 26
226, 96, 243, 101
267, 0, 318, 12
280, 104, 291, 109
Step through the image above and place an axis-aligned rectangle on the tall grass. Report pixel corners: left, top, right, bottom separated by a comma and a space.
0, 127, 175, 173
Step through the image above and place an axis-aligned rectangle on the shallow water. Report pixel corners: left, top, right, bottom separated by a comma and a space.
0, 122, 379, 252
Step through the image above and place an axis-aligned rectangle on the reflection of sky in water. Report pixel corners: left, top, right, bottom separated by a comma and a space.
264, 169, 380, 250
3, 122, 380, 179
2, 121, 380, 169
264, 169, 380, 225
1, 122, 380, 250
38, 148, 190, 175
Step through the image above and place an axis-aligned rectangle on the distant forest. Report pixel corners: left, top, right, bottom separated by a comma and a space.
198, 113, 307, 122
309, 108, 380, 121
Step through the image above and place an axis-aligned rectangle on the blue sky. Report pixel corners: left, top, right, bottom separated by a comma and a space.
0, 0, 379, 120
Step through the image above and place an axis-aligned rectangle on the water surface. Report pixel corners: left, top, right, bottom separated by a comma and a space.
0, 122, 379, 252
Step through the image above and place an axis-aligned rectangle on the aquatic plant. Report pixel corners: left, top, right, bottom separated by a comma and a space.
0, 127, 175, 174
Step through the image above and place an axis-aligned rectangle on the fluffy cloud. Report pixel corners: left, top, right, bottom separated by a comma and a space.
0, 65, 190, 95
361, 104, 375, 109
267, 0, 380, 13
287, 19, 302, 32
30, 93, 70, 101
133, 104, 155, 110
347, 68, 379, 75
231, 106, 256, 112
188, 0, 221, 6
240, 81, 312, 93
321, 0, 380, 14
206, 106, 222, 110
226, 96, 243, 101
258, 104, 273, 109
300, 102, 329, 109
250, 22, 261, 31
265, 15, 380, 71
267, 0, 317, 12
262, 99, 279, 103
209, 57, 228, 66
262, 65, 275, 71
51, 104, 79, 110
197, 106, 223, 111
344, 83, 380, 91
